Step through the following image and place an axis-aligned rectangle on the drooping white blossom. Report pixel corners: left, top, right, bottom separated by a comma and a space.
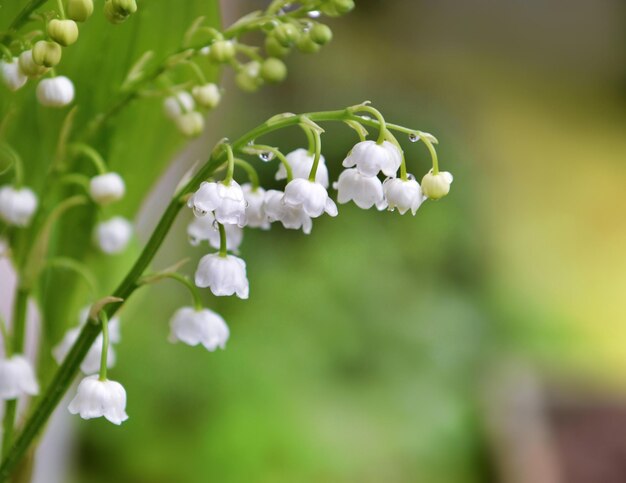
68, 375, 128, 425
187, 180, 247, 227
282, 178, 338, 218
0, 58, 27, 91
383, 177, 425, 215
169, 306, 230, 351
94, 217, 133, 254
242, 184, 269, 230
0, 354, 39, 400
174, 111, 204, 137
333, 168, 386, 210
89, 172, 125, 205
36, 76, 75, 107
187, 212, 243, 251
192, 83, 221, 109
0, 185, 38, 227
163, 91, 194, 119
421, 169, 454, 200
263, 189, 313, 234
195, 253, 249, 299
275, 148, 329, 188
18, 50, 48, 78
342, 140, 401, 178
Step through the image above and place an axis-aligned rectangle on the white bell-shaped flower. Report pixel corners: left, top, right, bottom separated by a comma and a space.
263, 189, 313, 234
89, 172, 125, 205
1, 58, 28, 91
342, 140, 401, 178
163, 91, 194, 119
94, 217, 132, 254
195, 253, 249, 299
283, 178, 338, 218
174, 111, 204, 137
242, 184, 269, 229
53, 315, 120, 374
383, 177, 425, 215
18, 50, 48, 78
187, 180, 247, 227
187, 212, 243, 251
68, 375, 128, 425
333, 168, 387, 210
192, 83, 221, 109
36, 76, 74, 107
421, 169, 453, 200
0, 354, 39, 400
275, 148, 329, 188
169, 306, 230, 351
0, 185, 38, 227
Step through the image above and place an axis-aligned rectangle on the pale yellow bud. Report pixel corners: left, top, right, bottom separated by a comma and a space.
48, 19, 79, 46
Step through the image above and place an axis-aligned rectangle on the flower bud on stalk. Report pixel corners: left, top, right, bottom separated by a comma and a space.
18, 50, 48, 77
296, 34, 321, 54
265, 35, 290, 58
208, 40, 236, 63
309, 24, 333, 45
67, 0, 94, 22
175, 112, 205, 137
104, 0, 137, 24
32, 41, 62, 68
320, 0, 355, 17
273, 23, 300, 47
421, 170, 453, 200
260, 57, 287, 83
235, 61, 262, 92
192, 83, 221, 109
48, 19, 79, 46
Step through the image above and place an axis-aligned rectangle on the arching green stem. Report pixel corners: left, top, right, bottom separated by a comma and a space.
301, 125, 316, 155
158, 272, 203, 311
98, 311, 109, 381
421, 136, 439, 175
307, 129, 322, 182
55, 0, 66, 19
69, 144, 107, 175
0, 143, 24, 187
384, 130, 407, 181
350, 105, 387, 144
234, 158, 260, 189
243, 144, 293, 182
223, 144, 235, 184
185, 60, 207, 84
44, 257, 98, 296
217, 223, 227, 257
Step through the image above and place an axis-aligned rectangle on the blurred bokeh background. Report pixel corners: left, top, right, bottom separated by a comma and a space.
2, 0, 626, 482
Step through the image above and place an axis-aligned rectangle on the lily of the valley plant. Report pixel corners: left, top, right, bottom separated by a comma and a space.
0, 0, 453, 480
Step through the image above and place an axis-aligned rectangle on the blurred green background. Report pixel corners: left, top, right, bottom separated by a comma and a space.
3, 0, 626, 482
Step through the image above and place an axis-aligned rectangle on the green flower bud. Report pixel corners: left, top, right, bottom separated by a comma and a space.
103, 0, 127, 24
235, 61, 262, 92
32, 41, 62, 68
320, 0, 355, 17
265, 35, 290, 58
48, 19, 79, 47
309, 24, 333, 45
260, 58, 287, 84
273, 23, 300, 47
296, 34, 321, 54
192, 83, 221, 109
421, 170, 453, 200
175, 111, 204, 137
209, 40, 236, 63
111, 0, 137, 15
18, 50, 49, 78
66, 0, 94, 22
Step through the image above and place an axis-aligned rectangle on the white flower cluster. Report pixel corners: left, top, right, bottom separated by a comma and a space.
1, 55, 75, 108
163, 86, 221, 138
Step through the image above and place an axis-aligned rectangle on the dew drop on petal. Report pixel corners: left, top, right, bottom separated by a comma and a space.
193, 206, 207, 217
408, 133, 420, 143
308, 10, 321, 18
407, 173, 416, 181
211, 219, 219, 230
188, 235, 200, 246
259, 151, 275, 162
